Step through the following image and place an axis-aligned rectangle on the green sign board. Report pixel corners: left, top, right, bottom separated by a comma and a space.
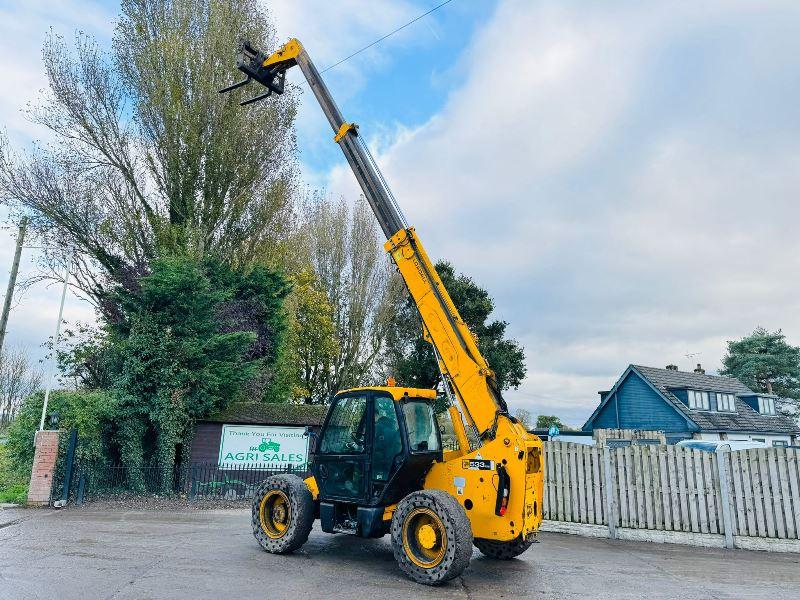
218, 425, 309, 469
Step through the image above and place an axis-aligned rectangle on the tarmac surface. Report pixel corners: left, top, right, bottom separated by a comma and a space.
1, 505, 799, 599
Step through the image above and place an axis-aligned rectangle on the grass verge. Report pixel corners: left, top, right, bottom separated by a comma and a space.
0, 443, 28, 504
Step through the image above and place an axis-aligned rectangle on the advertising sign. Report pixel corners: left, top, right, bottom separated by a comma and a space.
218, 425, 309, 469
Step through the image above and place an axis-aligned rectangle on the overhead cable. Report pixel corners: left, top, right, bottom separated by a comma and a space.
320, 0, 456, 74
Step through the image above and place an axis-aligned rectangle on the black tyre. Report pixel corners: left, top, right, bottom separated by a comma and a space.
473, 536, 533, 559
251, 474, 314, 554
391, 490, 473, 585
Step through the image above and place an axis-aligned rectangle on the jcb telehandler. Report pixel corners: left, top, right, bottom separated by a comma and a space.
220, 38, 544, 585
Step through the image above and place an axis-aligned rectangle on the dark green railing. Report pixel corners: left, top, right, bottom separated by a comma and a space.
66, 462, 306, 503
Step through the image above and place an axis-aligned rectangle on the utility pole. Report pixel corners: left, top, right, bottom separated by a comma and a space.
0, 216, 28, 356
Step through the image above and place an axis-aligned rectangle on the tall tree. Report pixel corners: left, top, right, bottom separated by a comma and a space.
721, 328, 800, 401
289, 270, 338, 404
299, 195, 393, 396
0, 0, 297, 307
382, 261, 526, 393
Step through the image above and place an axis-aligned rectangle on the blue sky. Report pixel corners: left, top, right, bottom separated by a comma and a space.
273, 1, 498, 178
2, 1, 800, 426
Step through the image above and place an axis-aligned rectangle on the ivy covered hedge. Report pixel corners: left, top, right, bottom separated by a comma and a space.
5, 257, 293, 496
4, 390, 114, 482
107, 257, 291, 491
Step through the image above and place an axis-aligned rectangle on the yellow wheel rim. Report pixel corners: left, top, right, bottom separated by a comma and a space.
259, 490, 291, 539
402, 507, 447, 568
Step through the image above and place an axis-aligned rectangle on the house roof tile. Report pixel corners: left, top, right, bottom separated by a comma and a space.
633, 365, 799, 435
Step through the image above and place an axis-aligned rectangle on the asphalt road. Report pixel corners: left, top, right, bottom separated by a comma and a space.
1, 505, 799, 599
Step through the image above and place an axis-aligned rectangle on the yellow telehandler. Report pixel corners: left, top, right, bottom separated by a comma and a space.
220, 38, 544, 585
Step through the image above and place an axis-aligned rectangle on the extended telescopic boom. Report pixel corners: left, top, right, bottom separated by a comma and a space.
221, 39, 509, 438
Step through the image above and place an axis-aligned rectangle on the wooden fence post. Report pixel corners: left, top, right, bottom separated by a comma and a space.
716, 448, 734, 549
603, 446, 617, 539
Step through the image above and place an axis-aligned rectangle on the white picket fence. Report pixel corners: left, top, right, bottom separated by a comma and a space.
542, 442, 800, 544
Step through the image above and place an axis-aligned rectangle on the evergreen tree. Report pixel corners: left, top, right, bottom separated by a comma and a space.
721, 328, 800, 403
108, 257, 289, 490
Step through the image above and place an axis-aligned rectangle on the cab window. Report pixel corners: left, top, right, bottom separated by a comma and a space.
320, 396, 368, 454
402, 401, 440, 452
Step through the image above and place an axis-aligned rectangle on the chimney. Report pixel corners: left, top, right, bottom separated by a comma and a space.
694, 363, 705, 375
665, 364, 678, 371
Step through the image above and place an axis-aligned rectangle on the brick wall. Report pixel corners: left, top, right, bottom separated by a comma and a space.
27, 430, 60, 506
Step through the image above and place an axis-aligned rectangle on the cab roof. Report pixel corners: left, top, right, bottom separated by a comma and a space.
336, 386, 438, 401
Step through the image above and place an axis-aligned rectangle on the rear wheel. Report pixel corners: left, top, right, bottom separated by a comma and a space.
474, 536, 533, 559
252, 474, 314, 554
391, 490, 472, 585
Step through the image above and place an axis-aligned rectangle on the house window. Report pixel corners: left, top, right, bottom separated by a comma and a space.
758, 397, 776, 415
636, 439, 661, 446
716, 393, 736, 412
688, 390, 710, 410
773, 440, 788, 448
606, 439, 631, 448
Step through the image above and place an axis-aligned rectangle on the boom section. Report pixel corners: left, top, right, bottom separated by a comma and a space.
384, 227, 509, 437
226, 38, 507, 437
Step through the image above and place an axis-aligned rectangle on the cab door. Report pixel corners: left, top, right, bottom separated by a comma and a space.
313, 394, 371, 502
370, 394, 403, 502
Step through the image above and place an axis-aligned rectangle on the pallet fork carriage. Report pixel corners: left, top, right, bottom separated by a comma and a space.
221, 38, 544, 585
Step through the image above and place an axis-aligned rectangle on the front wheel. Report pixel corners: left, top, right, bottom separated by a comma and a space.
391, 490, 473, 585
474, 536, 533, 559
251, 474, 314, 554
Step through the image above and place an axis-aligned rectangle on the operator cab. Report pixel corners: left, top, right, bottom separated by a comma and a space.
311, 386, 442, 536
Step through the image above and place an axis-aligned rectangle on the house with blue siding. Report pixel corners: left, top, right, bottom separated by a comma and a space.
582, 364, 800, 446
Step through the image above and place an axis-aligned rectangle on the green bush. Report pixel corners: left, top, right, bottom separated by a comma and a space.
5, 390, 115, 477
0, 482, 28, 504
0, 444, 28, 504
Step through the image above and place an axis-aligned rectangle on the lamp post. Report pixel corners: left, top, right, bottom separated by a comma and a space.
38, 257, 72, 432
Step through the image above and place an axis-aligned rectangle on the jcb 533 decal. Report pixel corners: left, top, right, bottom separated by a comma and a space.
463, 459, 494, 471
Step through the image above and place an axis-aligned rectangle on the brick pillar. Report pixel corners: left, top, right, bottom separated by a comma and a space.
27, 430, 60, 507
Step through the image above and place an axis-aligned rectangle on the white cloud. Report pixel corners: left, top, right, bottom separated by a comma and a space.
269, 0, 419, 76
0, 231, 95, 367
266, 0, 427, 186
317, 0, 800, 425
